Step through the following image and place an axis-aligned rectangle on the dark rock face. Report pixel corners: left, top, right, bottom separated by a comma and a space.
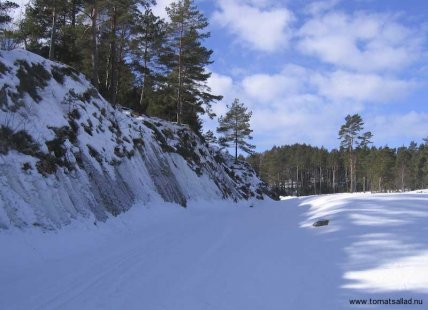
0, 50, 275, 230
313, 219, 330, 227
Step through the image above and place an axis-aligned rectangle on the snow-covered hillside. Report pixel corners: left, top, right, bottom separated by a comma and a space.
1, 192, 428, 310
0, 49, 273, 230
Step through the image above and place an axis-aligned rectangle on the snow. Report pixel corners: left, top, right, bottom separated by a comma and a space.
1, 192, 428, 310
0, 49, 270, 229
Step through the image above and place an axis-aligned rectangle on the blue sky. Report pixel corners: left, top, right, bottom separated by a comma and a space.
189, 0, 428, 151
11, 0, 428, 151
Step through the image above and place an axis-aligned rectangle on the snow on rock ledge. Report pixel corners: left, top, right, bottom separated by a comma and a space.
0, 50, 274, 230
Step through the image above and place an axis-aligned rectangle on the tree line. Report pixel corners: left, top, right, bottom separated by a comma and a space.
6, 1, 425, 195
1, 0, 221, 133
1, 0, 258, 160
247, 115, 428, 196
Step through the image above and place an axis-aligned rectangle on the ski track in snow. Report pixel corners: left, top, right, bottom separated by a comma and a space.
1, 193, 428, 310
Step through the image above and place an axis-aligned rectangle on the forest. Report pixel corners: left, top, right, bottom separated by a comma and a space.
2, 1, 428, 197
247, 141, 428, 196
0, 0, 221, 133
246, 114, 428, 196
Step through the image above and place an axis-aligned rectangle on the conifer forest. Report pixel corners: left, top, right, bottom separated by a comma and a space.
247, 140, 428, 196
2, 0, 428, 197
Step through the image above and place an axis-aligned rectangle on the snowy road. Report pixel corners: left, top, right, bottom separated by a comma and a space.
2, 193, 428, 310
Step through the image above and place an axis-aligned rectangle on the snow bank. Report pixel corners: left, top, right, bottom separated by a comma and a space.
1, 192, 427, 310
299, 192, 428, 296
0, 49, 273, 229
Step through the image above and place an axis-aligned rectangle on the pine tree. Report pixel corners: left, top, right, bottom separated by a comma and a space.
328, 149, 341, 193
217, 98, 255, 162
203, 129, 217, 144
355, 130, 373, 191
19, 0, 77, 61
358, 131, 373, 149
396, 147, 412, 191
21, 0, 69, 59
103, 0, 133, 105
0, 1, 18, 26
81, 0, 102, 89
338, 114, 372, 192
0, 1, 19, 49
130, 8, 165, 113
98, 0, 155, 106
372, 147, 396, 192
160, 0, 221, 132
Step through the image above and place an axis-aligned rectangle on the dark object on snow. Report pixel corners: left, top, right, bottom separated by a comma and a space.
313, 219, 329, 227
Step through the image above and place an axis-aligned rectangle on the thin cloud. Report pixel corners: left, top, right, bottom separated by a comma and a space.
152, 0, 175, 20
212, 0, 294, 52
304, 0, 342, 16
206, 60, 422, 149
369, 112, 428, 145
297, 11, 426, 73
312, 70, 419, 103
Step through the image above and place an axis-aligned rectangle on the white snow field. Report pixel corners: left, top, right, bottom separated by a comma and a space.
1, 192, 428, 310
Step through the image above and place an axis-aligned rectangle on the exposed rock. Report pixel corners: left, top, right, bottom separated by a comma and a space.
0, 50, 274, 230
313, 219, 330, 227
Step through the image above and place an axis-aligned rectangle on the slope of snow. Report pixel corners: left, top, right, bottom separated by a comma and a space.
1, 192, 428, 310
0, 49, 272, 229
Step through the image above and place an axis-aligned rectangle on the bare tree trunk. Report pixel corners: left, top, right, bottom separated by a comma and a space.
353, 157, 357, 192
176, 18, 184, 124
363, 176, 366, 192
332, 166, 336, 193
234, 117, 238, 162
349, 145, 354, 193
139, 31, 149, 112
49, 2, 57, 60
91, 4, 99, 89
110, 6, 118, 106
345, 167, 348, 192
314, 168, 317, 195
71, 0, 76, 27
291, 176, 294, 195
105, 46, 111, 90
115, 26, 127, 105
296, 166, 299, 196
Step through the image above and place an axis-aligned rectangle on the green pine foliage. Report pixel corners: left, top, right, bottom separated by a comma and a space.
8, 0, 428, 192
217, 98, 255, 162
14, 0, 219, 135
130, 8, 165, 114
157, 0, 222, 132
203, 130, 217, 144
0, 0, 19, 49
338, 114, 364, 149
0, 1, 19, 27
338, 114, 373, 192
0, 1, 18, 25
247, 114, 428, 196
247, 141, 428, 196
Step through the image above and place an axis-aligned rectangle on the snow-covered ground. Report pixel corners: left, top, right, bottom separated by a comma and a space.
0, 49, 271, 229
1, 192, 428, 310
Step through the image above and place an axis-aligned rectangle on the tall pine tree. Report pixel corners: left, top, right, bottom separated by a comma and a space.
130, 8, 165, 114
338, 114, 373, 192
217, 98, 255, 162
0, 1, 18, 26
159, 0, 221, 132
0, 1, 19, 49
339, 114, 363, 192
